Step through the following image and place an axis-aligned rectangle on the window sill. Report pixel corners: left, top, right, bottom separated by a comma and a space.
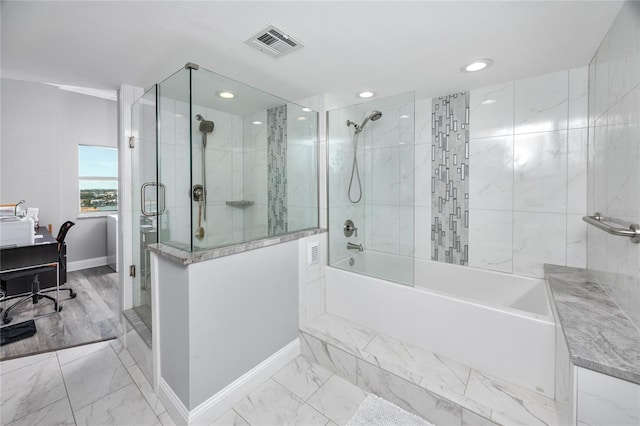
77, 212, 118, 219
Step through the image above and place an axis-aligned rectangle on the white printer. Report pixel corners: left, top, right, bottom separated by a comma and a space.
0, 216, 35, 248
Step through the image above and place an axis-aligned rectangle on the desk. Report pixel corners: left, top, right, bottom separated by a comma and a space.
1, 228, 66, 297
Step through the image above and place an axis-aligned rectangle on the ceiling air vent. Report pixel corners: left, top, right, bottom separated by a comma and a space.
246, 24, 303, 58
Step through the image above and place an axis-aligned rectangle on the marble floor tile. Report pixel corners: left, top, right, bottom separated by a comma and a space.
306, 374, 369, 425
110, 338, 137, 368
0, 355, 67, 424
128, 364, 166, 416
234, 379, 330, 426
158, 411, 177, 426
56, 340, 111, 366
74, 383, 161, 426
61, 346, 133, 410
5, 397, 74, 426
273, 356, 333, 401
0, 351, 57, 376
303, 313, 377, 358
210, 409, 250, 426
465, 370, 559, 425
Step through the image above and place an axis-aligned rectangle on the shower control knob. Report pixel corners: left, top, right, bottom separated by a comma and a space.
344, 219, 358, 237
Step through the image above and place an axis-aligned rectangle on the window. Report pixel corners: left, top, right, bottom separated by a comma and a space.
78, 145, 118, 213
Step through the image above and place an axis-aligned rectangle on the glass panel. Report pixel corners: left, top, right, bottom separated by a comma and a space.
175, 66, 319, 251
129, 86, 157, 341
157, 68, 191, 251
327, 92, 415, 286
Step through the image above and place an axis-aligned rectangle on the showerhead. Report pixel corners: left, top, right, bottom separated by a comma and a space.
369, 110, 383, 121
349, 110, 382, 134
196, 114, 214, 133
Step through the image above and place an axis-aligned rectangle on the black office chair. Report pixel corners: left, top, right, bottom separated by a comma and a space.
40, 221, 76, 300
1, 221, 76, 325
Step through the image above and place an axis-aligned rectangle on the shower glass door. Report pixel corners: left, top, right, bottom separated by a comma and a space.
129, 86, 158, 345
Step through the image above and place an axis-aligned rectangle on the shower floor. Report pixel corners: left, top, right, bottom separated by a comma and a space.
123, 305, 152, 348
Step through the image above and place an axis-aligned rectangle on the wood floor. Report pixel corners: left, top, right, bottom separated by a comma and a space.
0, 266, 119, 360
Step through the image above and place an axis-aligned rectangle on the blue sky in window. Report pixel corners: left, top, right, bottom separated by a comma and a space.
78, 145, 117, 177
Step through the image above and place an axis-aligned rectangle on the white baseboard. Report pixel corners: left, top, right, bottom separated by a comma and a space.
67, 256, 108, 272
159, 338, 300, 425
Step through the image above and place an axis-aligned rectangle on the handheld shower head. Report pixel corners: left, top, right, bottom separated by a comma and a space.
358, 110, 382, 132
196, 115, 214, 133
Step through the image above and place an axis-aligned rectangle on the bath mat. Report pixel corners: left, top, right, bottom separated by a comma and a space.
0, 320, 37, 346
347, 394, 434, 426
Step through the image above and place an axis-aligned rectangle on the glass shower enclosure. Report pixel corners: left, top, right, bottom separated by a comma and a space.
127, 64, 319, 346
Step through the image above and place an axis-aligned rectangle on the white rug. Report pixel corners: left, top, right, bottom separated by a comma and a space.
346, 394, 435, 426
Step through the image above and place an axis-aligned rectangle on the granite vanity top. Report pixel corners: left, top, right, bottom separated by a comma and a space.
148, 228, 326, 265
544, 264, 640, 384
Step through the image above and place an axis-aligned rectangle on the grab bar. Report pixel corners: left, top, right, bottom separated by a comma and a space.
583, 212, 640, 243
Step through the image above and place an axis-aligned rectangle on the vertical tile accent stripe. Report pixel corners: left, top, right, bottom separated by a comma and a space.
431, 93, 469, 265
267, 105, 288, 235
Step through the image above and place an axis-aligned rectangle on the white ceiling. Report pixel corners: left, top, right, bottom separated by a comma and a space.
1, 1, 623, 104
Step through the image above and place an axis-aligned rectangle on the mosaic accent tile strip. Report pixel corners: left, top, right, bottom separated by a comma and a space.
267, 105, 288, 235
431, 93, 469, 265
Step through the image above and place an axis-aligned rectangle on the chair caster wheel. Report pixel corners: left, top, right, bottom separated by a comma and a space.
57, 305, 63, 312
3, 316, 12, 324
70, 292, 77, 299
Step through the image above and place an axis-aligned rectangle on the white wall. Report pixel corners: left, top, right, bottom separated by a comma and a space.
156, 239, 299, 412
586, 1, 640, 318
1, 78, 117, 263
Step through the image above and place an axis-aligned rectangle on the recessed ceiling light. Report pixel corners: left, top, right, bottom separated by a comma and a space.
216, 91, 236, 99
301, 107, 312, 112
252, 121, 262, 125
400, 114, 410, 119
175, 113, 184, 118
481, 99, 496, 105
297, 116, 307, 121
461, 59, 494, 73
358, 91, 375, 98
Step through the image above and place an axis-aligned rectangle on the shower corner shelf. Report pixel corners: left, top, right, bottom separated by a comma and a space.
225, 200, 255, 208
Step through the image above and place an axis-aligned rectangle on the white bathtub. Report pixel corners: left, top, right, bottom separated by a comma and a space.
327, 252, 556, 397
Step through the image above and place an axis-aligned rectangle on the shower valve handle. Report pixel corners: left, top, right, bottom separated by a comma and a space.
344, 219, 358, 237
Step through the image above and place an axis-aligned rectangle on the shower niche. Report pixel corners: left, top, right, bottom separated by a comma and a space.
132, 63, 319, 255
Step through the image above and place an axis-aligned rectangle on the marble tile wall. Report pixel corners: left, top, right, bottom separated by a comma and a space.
587, 1, 640, 291
450, 68, 586, 278
190, 104, 244, 249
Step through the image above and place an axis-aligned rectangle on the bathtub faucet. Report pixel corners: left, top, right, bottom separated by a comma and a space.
347, 242, 364, 252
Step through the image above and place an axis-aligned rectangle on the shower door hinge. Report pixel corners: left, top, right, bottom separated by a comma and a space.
129, 264, 136, 278
129, 136, 135, 148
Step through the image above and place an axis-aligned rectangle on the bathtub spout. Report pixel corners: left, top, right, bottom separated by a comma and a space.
347, 242, 364, 252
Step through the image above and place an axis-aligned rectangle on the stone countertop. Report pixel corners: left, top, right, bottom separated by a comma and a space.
544, 264, 640, 384
148, 228, 326, 265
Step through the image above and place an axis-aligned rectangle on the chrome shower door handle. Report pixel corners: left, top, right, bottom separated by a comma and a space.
141, 182, 166, 217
